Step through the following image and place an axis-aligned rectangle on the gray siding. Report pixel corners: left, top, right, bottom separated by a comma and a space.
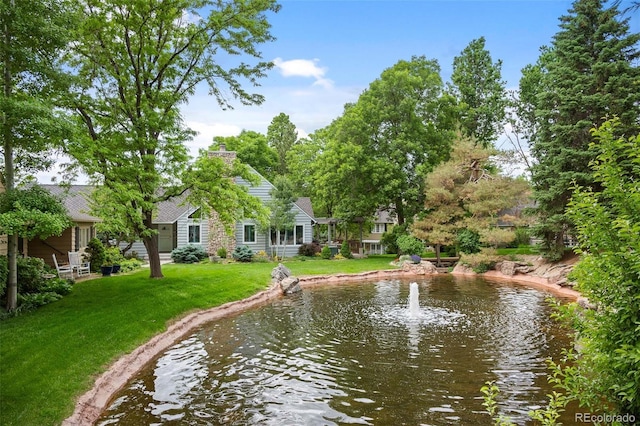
234, 173, 314, 258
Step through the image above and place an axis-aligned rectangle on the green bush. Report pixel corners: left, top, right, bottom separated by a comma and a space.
17, 292, 63, 313
171, 245, 208, 263
340, 241, 353, 259
232, 245, 253, 262
460, 249, 499, 273
85, 238, 106, 272
119, 258, 143, 272
17, 257, 48, 294
396, 234, 424, 256
320, 245, 332, 259
41, 278, 73, 296
216, 247, 227, 259
380, 224, 408, 254
456, 228, 481, 254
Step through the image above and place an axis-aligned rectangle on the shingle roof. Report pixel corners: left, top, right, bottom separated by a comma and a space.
154, 192, 194, 223
40, 184, 100, 222
294, 197, 315, 220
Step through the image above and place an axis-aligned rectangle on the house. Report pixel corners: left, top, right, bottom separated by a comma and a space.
28, 185, 100, 267
207, 147, 316, 258
362, 209, 397, 255
28, 147, 315, 263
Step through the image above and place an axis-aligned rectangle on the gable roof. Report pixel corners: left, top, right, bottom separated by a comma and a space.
294, 197, 315, 221
40, 184, 100, 222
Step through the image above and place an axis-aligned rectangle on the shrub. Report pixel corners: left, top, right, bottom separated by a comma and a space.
396, 234, 424, 256
104, 246, 125, 265
217, 247, 227, 259
320, 245, 332, 259
17, 292, 63, 313
85, 238, 106, 272
232, 245, 253, 262
171, 245, 208, 263
513, 227, 531, 247
41, 278, 73, 296
380, 224, 408, 254
119, 258, 143, 272
459, 249, 499, 274
340, 241, 353, 259
456, 228, 481, 254
298, 242, 321, 257
17, 257, 48, 294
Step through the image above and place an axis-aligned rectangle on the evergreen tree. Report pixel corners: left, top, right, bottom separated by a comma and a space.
526, 0, 640, 260
267, 113, 298, 176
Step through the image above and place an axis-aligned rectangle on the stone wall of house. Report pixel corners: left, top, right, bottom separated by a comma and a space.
207, 145, 237, 257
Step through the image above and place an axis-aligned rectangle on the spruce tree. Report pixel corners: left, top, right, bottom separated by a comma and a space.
527, 0, 640, 260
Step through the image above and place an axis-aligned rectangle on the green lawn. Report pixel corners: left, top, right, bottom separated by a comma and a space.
0, 255, 396, 426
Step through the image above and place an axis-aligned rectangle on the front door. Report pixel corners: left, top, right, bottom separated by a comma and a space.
158, 225, 174, 252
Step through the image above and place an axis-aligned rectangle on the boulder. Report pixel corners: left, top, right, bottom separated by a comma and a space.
271, 263, 291, 282
280, 276, 301, 294
402, 260, 437, 275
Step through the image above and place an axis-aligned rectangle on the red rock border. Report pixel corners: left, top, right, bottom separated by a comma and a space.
63, 268, 580, 425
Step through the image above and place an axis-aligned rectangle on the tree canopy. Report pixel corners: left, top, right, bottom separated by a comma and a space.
267, 112, 298, 176
65, 0, 279, 278
412, 137, 530, 261
525, 0, 640, 260
211, 130, 278, 181
449, 37, 507, 148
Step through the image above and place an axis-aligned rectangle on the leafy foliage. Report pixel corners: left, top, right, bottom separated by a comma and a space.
449, 37, 507, 147
456, 228, 481, 254
66, 0, 278, 278
396, 234, 424, 256
267, 113, 298, 176
298, 242, 321, 257
340, 241, 353, 259
171, 245, 208, 264
232, 245, 254, 263
320, 245, 332, 260
212, 131, 278, 181
380, 223, 408, 254
85, 238, 106, 272
555, 119, 640, 415
0, 186, 71, 240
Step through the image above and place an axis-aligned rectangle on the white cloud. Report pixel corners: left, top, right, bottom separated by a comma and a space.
273, 57, 334, 89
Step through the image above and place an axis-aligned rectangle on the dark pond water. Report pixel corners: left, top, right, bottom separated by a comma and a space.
98, 275, 576, 425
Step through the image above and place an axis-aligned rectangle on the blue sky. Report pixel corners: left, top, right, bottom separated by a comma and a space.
181, 0, 639, 158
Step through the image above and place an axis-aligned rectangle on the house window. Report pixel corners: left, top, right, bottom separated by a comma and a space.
188, 224, 200, 243
296, 225, 304, 244
270, 225, 305, 246
244, 224, 256, 243
75, 226, 94, 250
372, 223, 387, 233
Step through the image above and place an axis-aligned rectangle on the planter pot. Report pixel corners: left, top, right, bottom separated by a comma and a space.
112, 264, 121, 274
101, 265, 113, 276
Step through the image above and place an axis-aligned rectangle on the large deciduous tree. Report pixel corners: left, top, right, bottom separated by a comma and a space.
315, 56, 456, 226
412, 138, 530, 264
449, 37, 507, 148
211, 130, 277, 181
1, 0, 76, 310
525, 0, 640, 260
66, 0, 279, 278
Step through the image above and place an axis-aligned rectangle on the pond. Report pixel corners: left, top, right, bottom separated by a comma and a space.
98, 275, 576, 425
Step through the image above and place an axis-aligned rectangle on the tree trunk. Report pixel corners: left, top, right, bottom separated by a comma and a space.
3, 12, 17, 311
395, 197, 405, 225
435, 244, 442, 267
142, 212, 163, 278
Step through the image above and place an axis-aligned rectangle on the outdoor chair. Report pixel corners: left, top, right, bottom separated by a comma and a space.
68, 251, 91, 277
52, 254, 74, 279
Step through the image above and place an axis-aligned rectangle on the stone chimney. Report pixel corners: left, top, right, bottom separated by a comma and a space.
207, 146, 237, 257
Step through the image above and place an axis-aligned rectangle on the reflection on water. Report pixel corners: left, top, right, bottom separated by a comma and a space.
98, 275, 574, 425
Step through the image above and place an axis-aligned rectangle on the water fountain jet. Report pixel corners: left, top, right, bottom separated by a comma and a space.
408, 282, 420, 317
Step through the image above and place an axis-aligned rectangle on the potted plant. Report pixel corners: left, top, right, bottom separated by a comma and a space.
100, 261, 113, 276
105, 246, 123, 274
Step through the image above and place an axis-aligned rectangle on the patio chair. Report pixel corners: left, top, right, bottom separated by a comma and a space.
68, 251, 91, 277
52, 254, 73, 279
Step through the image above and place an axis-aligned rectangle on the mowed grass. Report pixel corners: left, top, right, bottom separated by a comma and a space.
0, 255, 396, 426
